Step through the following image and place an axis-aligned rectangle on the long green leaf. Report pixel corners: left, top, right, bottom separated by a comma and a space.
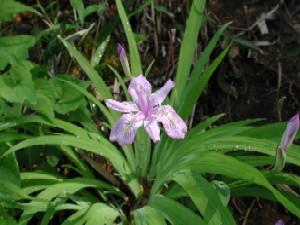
173, 171, 236, 225
134, 206, 167, 225
2, 134, 141, 197
149, 195, 206, 225
180, 45, 230, 119
171, 0, 206, 106
115, 0, 142, 76
154, 152, 300, 217
59, 37, 112, 100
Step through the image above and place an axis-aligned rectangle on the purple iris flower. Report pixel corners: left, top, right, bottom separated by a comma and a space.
275, 219, 284, 225
105, 75, 187, 146
279, 114, 299, 153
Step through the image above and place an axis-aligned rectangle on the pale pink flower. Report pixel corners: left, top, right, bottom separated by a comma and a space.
105, 75, 187, 146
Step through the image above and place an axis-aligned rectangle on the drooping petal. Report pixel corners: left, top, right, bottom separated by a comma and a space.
279, 114, 299, 152
105, 99, 138, 113
144, 119, 160, 143
150, 80, 174, 106
275, 219, 284, 225
128, 75, 152, 112
109, 112, 145, 146
156, 105, 187, 139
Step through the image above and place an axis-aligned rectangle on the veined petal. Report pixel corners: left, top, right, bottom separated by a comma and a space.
150, 80, 174, 106
279, 114, 299, 152
144, 119, 160, 143
128, 75, 152, 108
156, 105, 187, 139
105, 99, 138, 113
109, 112, 144, 146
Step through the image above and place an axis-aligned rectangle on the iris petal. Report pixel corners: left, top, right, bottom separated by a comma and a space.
128, 75, 152, 105
105, 99, 138, 113
144, 120, 161, 143
109, 112, 144, 146
150, 80, 174, 106
156, 105, 187, 139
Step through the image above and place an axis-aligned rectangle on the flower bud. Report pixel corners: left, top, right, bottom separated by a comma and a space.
117, 43, 131, 78
274, 114, 299, 172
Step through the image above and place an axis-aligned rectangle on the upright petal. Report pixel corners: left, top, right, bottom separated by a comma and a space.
150, 80, 174, 106
109, 112, 145, 146
144, 119, 160, 143
105, 99, 138, 113
129, 75, 152, 101
156, 105, 187, 139
279, 114, 299, 152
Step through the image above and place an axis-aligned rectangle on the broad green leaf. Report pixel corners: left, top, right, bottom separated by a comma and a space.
52, 76, 89, 115
0, 0, 38, 22
173, 171, 236, 225
149, 195, 205, 225
84, 203, 119, 225
0, 36, 35, 70
134, 206, 167, 225
0, 61, 36, 104
0, 147, 20, 187
30, 78, 57, 118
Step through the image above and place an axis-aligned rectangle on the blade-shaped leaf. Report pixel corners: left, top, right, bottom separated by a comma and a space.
115, 0, 142, 76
